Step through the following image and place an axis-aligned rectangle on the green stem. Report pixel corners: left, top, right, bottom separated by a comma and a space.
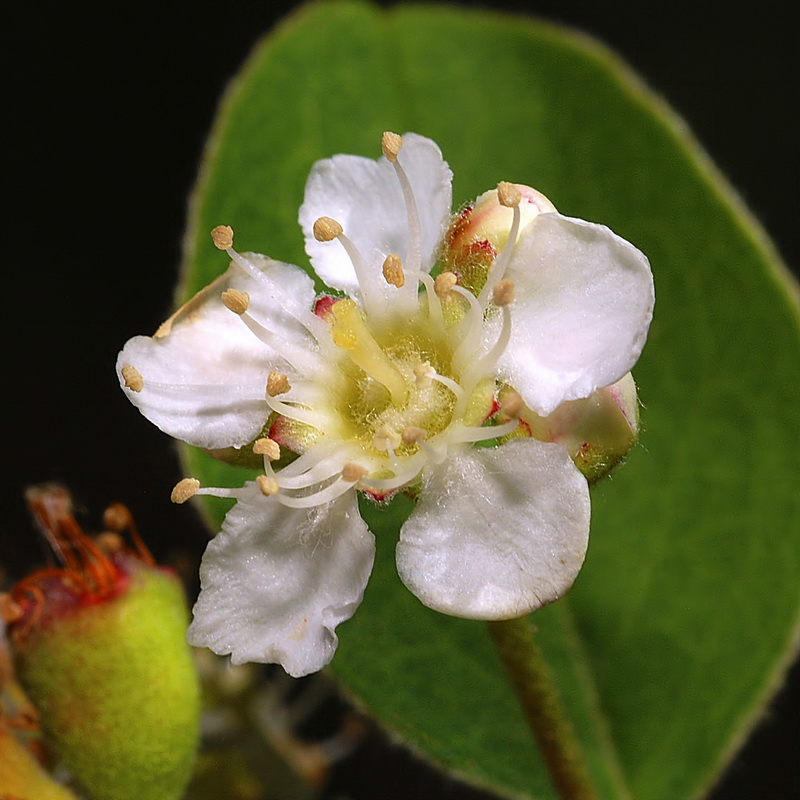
487, 617, 599, 800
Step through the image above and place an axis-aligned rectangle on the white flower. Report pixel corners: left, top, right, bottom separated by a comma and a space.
117, 133, 654, 677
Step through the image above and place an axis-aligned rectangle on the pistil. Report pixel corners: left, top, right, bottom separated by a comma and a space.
329, 299, 408, 406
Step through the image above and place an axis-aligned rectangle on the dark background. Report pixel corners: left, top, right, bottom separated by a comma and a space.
5, 1, 798, 798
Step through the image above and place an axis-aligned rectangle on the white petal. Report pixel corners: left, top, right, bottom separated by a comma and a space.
299, 133, 453, 295
396, 439, 590, 620
116, 256, 321, 449
187, 485, 374, 677
499, 213, 654, 415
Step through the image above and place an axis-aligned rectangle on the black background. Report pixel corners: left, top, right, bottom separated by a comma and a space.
4, 1, 798, 798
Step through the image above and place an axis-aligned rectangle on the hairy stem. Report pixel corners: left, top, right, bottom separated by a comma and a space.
487, 617, 599, 800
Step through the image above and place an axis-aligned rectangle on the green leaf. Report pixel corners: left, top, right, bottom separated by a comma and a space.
180, 2, 800, 798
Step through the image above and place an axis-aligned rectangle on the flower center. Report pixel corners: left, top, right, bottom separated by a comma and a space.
327, 298, 462, 463
171, 133, 525, 509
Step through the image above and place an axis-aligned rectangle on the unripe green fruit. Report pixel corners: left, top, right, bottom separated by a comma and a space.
7, 486, 200, 800
13, 563, 200, 800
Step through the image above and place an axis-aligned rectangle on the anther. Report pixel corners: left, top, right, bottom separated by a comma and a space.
414, 361, 436, 388
257, 475, 279, 496
497, 182, 521, 208
253, 437, 281, 461
171, 478, 200, 504
211, 225, 234, 250
382, 254, 405, 287
499, 391, 524, 418
95, 531, 125, 555
313, 216, 343, 242
102, 503, 130, 532
121, 365, 144, 393
373, 425, 402, 452
492, 279, 516, 307
267, 370, 292, 397
434, 271, 458, 299
401, 426, 428, 445
221, 288, 250, 315
381, 131, 403, 162
342, 463, 369, 483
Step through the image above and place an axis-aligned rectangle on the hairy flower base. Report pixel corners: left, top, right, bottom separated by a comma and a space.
118, 132, 653, 676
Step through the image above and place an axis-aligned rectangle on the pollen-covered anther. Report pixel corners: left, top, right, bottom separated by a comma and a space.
313, 216, 343, 242
382, 254, 405, 287
267, 370, 292, 397
381, 131, 403, 162
253, 437, 281, 461
211, 224, 234, 250
342, 463, 369, 483
256, 475, 279, 496
414, 361, 436, 388
171, 477, 200, 504
499, 391, 524, 419
221, 288, 250, 315
434, 271, 458, 299
102, 503, 129, 532
121, 364, 144, 393
497, 181, 521, 208
373, 425, 402, 452
492, 279, 516, 307
401, 425, 428, 445
95, 531, 125, 555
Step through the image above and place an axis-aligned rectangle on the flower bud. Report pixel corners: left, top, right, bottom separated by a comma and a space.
443, 183, 556, 294
514, 373, 640, 484
5, 485, 200, 800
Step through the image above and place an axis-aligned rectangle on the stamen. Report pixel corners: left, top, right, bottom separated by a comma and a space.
267, 371, 292, 397
312, 217, 343, 242
257, 475, 280, 496
462, 304, 513, 390
373, 425, 401, 453
329, 300, 408, 405
121, 365, 144, 393
235, 308, 321, 374
382, 131, 423, 281
479, 182, 522, 307
314, 217, 386, 316
497, 181, 522, 208
451, 418, 520, 444
414, 272, 445, 328
381, 131, 403, 162
430, 372, 466, 404
171, 478, 200, 504
213, 231, 332, 355
359, 451, 427, 491
342, 463, 369, 483
416, 438, 447, 465
382, 254, 405, 287
278, 449, 351, 489
277, 478, 354, 509
401, 426, 428, 445
451, 284, 486, 373
492, 279, 515, 307
264, 392, 325, 428
414, 361, 435, 388
221, 288, 250, 315
211, 225, 234, 250
434, 271, 458, 299
253, 437, 281, 461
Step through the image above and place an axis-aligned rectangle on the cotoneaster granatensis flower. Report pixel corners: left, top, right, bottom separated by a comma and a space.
117, 132, 654, 677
